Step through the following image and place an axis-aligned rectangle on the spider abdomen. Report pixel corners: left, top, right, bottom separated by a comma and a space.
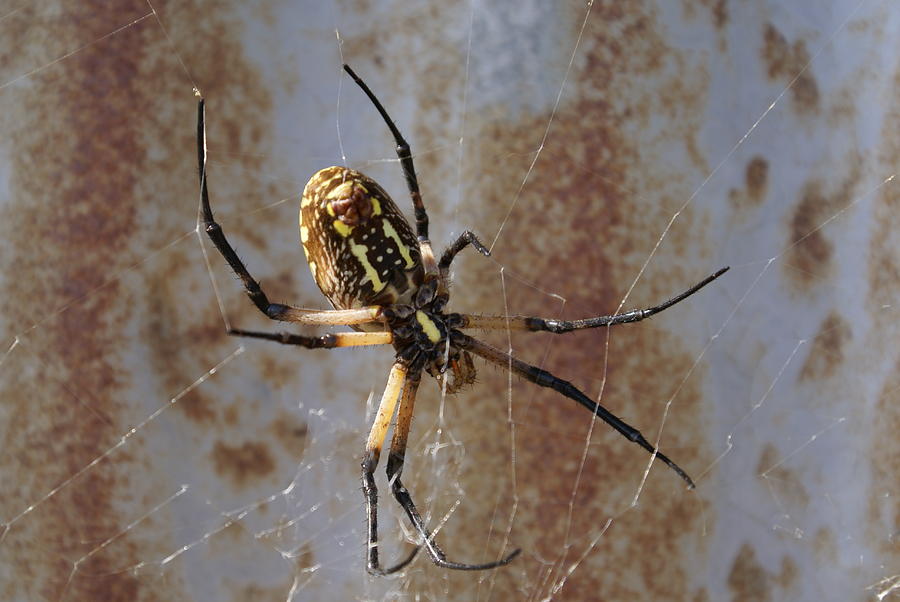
300, 166, 422, 314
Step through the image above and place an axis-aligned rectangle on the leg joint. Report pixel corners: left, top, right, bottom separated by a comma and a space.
362, 450, 379, 474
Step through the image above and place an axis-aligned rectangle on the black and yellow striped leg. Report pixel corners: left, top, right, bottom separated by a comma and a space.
229, 329, 392, 349
439, 230, 491, 271
363, 362, 419, 575
342, 64, 441, 287
459, 267, 729, 334
385, 373, 521, 571
342, 65, 426, 240
456, 333, 696, 488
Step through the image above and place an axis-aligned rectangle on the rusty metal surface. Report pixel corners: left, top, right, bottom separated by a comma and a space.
0, 1, 897, 600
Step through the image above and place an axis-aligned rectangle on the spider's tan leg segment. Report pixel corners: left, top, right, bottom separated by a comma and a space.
384, 373, 521, 571
460, 267, 729, 334
438, 230, 491, 271
342, 65, 440, 283
274, 306, 386, 326
457, 334, 696, 488
228, 329, 392, 349
363, 362, 418, 575
199, 101, 387, 328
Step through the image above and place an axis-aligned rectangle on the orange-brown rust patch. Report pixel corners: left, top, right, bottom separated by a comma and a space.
269, 412, 310, 459
757, 443, 810, 509
727, 543, 770, 602
698, 0, 728, 30
867, 62, 900, 313
798, 311, 851, 382
746, 156, 769, 203
762, 23, 819, 114
775, 554, 799, 589
180, 389, 219, 424
727, 542, 800, 602
211, 440, 277, 488
863, 63, 900, 563
785, 180, 835, 289
730, 155, 770, 211
0, 3, 156, 599
813, 526, 837, 563
867, 357, 900, 558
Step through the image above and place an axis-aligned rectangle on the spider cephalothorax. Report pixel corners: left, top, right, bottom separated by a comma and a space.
382, 301, 477, 394
197, 63, 728, 575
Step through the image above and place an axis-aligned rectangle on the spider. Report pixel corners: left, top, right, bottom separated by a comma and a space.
196, 64, 728, 575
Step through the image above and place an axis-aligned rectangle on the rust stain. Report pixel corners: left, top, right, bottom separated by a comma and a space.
211, 440, 277, 488
0, 2, 149, 598
726, 542, 800, 602
697, 0, 728, 31
784, 168, 860, 291
756, 443, 810, 509
761, 23, 819, 114
269, 411, 310, 459
813, 526, 837, 563
797, 311, 851, 383
868, 63, 900, 313
727, 543, 771, 602
863, 59, 900, 571
867, 356, 900, 562
0, 0, 280, 597
745, 156, 769, 204
729, 155, 769, 212
786, 181, 833, 287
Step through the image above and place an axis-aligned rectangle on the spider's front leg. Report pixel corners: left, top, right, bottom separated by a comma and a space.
198, 100, 388, 329
439, 230, 491, 270
459, 266, 729, 334
343, 64, 447, 286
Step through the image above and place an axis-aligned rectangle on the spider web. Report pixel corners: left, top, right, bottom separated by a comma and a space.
1, 1, 898, 600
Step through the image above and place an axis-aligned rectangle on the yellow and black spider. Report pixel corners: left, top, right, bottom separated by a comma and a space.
197, 64, 728, 575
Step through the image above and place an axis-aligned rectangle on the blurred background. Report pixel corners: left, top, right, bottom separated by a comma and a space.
0, 1, 898, 600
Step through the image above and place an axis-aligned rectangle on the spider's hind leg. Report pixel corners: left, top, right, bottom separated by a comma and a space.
384, 372, 521, 571
363, 362, 419, 575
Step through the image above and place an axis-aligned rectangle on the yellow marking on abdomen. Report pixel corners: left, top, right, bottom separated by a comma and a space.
300, 225, 309, 243
350, 241, 385, 292
382, 221, 415, 268
333, 220, 352, 237
416, 310, 441, 343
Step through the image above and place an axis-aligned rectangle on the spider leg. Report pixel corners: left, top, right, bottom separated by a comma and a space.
197, 100, 386, 328
460, 267, 728, 334
342, 65, 440, 282
363, 362, 419, 575
385, 371, 521, 571
228, 329, 392, 349
439, 230, 491, 271
456, 333, 696, 488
